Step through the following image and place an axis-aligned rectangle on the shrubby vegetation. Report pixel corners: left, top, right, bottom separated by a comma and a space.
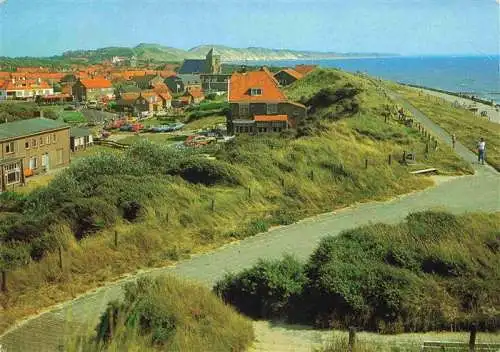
214, 211, 500, 333
0, 68, 473, 333
70, 276, 254, 351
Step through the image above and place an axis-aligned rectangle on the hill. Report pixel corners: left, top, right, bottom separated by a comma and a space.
67, 276, 254, 351
1, 44, 398, 66
0, 68, 470, 334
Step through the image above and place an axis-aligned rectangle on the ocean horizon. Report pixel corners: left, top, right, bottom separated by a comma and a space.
231, 55, 500, 104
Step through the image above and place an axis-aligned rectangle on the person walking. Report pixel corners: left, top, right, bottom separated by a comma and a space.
477, 138, 486, 165
451, 133, 456, 149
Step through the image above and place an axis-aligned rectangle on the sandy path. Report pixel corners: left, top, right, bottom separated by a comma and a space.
0, 94, 499, 352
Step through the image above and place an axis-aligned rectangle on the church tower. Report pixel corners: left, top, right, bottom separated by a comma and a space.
205, 48, 221, 74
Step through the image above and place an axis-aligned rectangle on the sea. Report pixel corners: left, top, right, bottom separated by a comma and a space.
234, 55, 500, 104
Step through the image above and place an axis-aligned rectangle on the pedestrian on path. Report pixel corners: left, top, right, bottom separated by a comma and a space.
477, 138, 486, 165
451, 134, 456, 149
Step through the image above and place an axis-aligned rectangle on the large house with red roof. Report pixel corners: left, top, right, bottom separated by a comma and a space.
72, 78, 114, 102
228, 68, 307, 134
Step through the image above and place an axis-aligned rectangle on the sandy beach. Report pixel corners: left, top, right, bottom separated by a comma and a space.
410, 87, 500, 124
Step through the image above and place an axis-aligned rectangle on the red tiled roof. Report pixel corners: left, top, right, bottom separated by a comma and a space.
0, 72, 11, 79
158, 70, 176, 78
254, 115, 288, 122
229, 69, 286, 103
158, 92, 172, 101
280, 69, 304, 80
121, 92, 140, 100
79, 78, 113, 89
1, 81, 52, 91
188, 87, 204, 99
294, 65, 317, 76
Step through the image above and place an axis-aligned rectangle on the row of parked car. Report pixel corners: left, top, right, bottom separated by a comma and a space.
148, 122, 185, 133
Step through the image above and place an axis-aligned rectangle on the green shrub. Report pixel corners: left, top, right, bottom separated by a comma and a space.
86, 276, 254, 351
167, 157, 242, 186
214, 255, 306, 319
214, 212, 500, 333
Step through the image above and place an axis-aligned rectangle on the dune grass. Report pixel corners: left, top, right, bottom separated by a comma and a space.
65, 276, 254, 352
119, 133, 186, 146
389, 84, 500, 170
316, 329, 500, 352
215, 211, 500, 334
184, 115, 226, 130
0, 69, 473, 335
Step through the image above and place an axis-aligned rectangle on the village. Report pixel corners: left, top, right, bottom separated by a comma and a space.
0, 50, 317, 191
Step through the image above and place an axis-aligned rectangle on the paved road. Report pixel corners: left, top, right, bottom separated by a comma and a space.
1, 95, 498, 352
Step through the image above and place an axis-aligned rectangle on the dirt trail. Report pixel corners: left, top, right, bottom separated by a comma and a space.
1, 94, 499, 352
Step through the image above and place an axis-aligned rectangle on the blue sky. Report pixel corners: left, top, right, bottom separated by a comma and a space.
0, 0, 498, 57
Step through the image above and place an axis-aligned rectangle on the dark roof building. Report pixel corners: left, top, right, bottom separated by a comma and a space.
0, 118, 69, 141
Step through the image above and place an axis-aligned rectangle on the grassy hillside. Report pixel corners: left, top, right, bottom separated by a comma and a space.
0, 69, 471, 333
66, 276, 254, 352
1, 44, 397, 67
214, 211, 500, 333
389, 84, 500, 170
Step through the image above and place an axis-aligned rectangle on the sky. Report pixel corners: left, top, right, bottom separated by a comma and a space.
0, 0, 498, 57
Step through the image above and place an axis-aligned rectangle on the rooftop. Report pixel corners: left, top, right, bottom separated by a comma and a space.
0, 118, 69, 141
79, 78, 113, 89
229, 68, 286, 103
254, 114, 288, 122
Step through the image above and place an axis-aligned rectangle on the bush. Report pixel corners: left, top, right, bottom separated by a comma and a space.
214, 255, 306, 319
88, 276, 254, 351
167, 157, 242, 186
214, 211, 500, 333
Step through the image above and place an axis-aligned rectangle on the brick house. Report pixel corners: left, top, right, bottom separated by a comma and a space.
228, 68, 307, 134
0, 118, 71, 191
116, 90, 171, 113
274, 68, 304, 86
73, 78, 114, 102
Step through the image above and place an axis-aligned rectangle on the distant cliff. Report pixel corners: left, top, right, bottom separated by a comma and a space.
61, 43, 398, 63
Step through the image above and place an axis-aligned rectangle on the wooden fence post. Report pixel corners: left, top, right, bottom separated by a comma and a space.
365, 159, 368, 169
114, 230, 118, 248
280, 178, 285, 188
1, 270, 7, 292
248, 187, 251, 199
211, 199, 215, 212
166, 213, 169, 225
402, 151, 406, 162
388, 154, 392, 165
348, 327, 356, 352
310, 170, 314, 181
108, 307, 114, 340
58, 246, 63, 270
469, 324, 477, 352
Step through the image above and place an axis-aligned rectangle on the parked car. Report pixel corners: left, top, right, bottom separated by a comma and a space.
184, 135, 216, 147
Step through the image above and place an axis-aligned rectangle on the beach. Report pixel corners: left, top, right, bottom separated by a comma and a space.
410, 86, 500, 124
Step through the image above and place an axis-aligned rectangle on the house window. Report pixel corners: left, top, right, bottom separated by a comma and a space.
52, 133, 57, 143
250, 88, 262, 96
239, 104, 250, 117
31, 138, 37, 148
267, 104, 278, 114
25, 141, 30, 149
5, 142, 15, 154
46, 135, 51, 144
40, 137, 44, 146
5, 162, 21, 185
29, 156, 38, 170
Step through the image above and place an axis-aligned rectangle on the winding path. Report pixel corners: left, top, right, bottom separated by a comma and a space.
1, 93, 499, 352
